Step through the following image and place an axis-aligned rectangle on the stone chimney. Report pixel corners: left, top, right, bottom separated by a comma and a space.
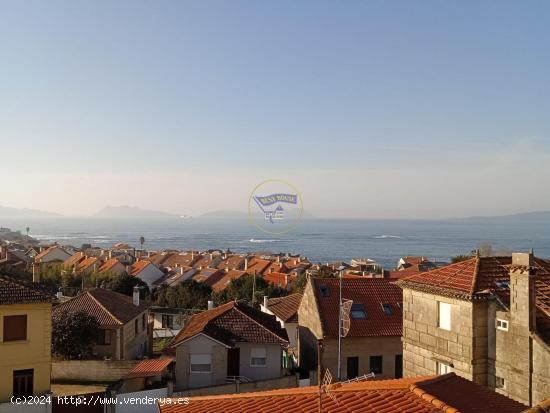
510, 251, 536, 332
133, 286, 140, 307
208, 300, 214, 310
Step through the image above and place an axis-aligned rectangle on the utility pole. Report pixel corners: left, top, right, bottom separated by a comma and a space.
337, 267, 343, 380
252, 269, 257, 305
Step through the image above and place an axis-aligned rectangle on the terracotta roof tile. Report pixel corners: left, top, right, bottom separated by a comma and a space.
396, 256, 550, 345
158, 373, 526, 413
211, 270, 246, 292
99, 258, 121, 273
312, 277, 402, 338
167, 301, 288, 349
123, 358, 172, 379
130, 260, 154, 276
266, 293, 302, 323
262, 271, 292, 287
53, 288, 148, 326
0, 276, 53, 305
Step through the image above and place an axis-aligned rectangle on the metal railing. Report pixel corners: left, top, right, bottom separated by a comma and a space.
226, 375, 252, 384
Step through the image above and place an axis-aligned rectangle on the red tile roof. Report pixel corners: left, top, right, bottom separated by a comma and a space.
312, 277, 403, 338
167, 301, 288, 349
266, 293, 302, 323
157, 373, 527, 413
244, 257, 271, 275
397, 255, 550, 345
0, 276, 53, 305
262, 271, 291, 287
216, 255, 245, 271
99, 258, 122, 273
123, 358, 172, 379
53, 288, 148, 326
211, 270, 246, 292
77, 257, 100, 272
130, 260, 154, 276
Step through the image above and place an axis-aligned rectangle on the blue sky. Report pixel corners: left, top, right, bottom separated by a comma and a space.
1, 1, 550, 217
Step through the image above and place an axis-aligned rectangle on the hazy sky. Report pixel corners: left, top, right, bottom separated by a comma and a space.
1, 1, 550, 218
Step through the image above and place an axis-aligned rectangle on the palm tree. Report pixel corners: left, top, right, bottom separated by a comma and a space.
139, 236, 145, 251
26, 227, 30, 239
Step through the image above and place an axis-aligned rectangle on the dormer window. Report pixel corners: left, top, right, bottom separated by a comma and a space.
495, 280, 510, 289
381, 303, 393, 315
319, 285, 330, 297
350, 303, 367, 319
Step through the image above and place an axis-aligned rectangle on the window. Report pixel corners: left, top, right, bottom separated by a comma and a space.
347, 357, 359, 379
381, 303, 393, 315
142, 314, 146, 330
3, 315, 27, 342
13, 369, 33, 398
96, 329, 111, 346
250, 347, 267, 367
495, 376, 505, 389
162, 314, 174, 329
351, 303, 367, 319
319, 285, 330, 297
190, 354, 212, 373
369, 355, 383, 374
437, 362, 451, 375
438, 302, 451, 331
134, 319, 138, 335
496, 319, 509, 331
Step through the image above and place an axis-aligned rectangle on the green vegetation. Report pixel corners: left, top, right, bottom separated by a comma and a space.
213, 274, 287, 306
154, 279, 212, 309
52, 310, 100, 359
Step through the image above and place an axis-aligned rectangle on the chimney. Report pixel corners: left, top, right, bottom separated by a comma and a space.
56, 291, 63, 300
510, 251, 536, 332
108, 250, 112, 260
133, 286, 140, 307
207, 300, 214, 310
32, 264, 40, 283
263, 295, 268, 309
276, 256, 280, 263
244, 258, 248, 271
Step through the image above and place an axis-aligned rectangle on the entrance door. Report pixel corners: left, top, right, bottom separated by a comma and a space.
395, 355, 403, 378
346, 356, 359, 379
227, 348, 240, 377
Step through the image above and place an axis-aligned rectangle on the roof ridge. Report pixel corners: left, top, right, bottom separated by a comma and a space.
234, 302, 288, 343
86, 289, 124, 325
470, 256, 481, 295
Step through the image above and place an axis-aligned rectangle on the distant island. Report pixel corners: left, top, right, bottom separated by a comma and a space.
461, 210, 550, 222
0, 205, 59, 218
94, 206, 180, 218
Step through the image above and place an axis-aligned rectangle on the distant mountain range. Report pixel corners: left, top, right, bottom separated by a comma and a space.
94, 206, 179, 218
461, 210, 550, 221
0, 205, 59, 217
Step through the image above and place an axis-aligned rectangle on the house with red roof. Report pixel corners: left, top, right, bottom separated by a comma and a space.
98, 257, 126, 276
157, 372, 531, 413
164, 301, 288, 390
129, 260, 165, 287
396, 251, 550, 406
261, 293, 302, 354
52, 287, 150, 360
34, 245, 72, 264
298, 277, 403, 382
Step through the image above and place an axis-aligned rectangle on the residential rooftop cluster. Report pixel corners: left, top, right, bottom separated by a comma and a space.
0, 235, 549, 412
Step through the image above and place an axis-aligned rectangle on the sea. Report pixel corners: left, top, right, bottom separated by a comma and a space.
1, 216, 549, 269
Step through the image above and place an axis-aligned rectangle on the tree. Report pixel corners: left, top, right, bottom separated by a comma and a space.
52, 310, 100, 359
106, 273, 149, 298
154, 279, 212, 309
139, 236, 145, 251
451, 255, 472, 263
25, 227, 30, 239
214, 274, 288, 306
